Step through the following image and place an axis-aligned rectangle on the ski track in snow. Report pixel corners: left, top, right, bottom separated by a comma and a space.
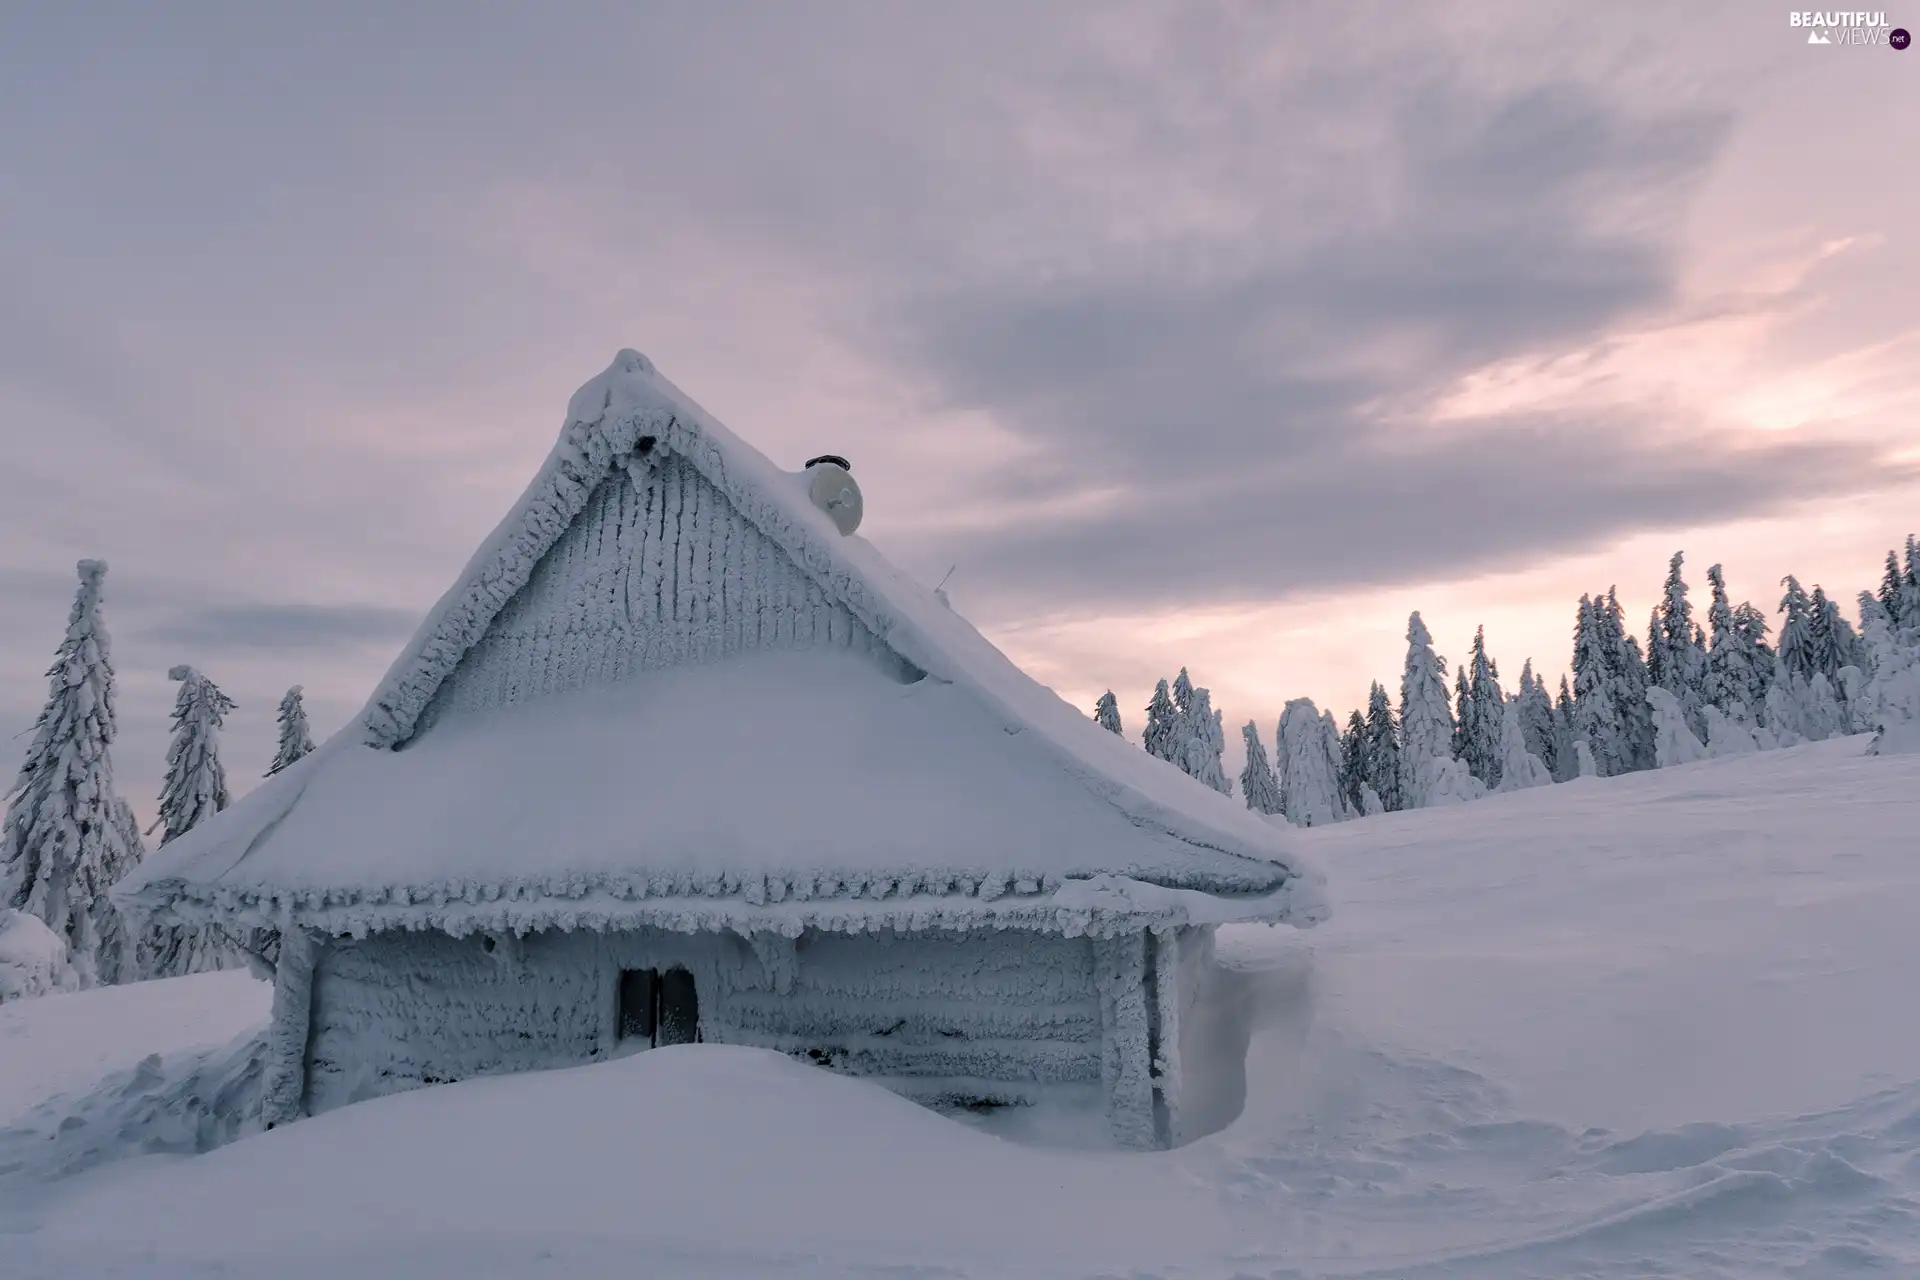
3, 737, 1918, 1278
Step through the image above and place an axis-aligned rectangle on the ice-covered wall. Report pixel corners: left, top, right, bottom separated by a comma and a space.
702, 927, 1102, 1102
299, 923, 1123, 1123
423, 455, 915, 728
1152, 925, 1216, 1147
305, 927, 608, 1113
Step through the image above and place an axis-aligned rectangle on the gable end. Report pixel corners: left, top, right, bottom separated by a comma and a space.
421, 451, 916, 728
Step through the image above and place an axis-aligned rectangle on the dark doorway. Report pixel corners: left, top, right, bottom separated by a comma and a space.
618, 969, 657, 1042
617, 967, 699, 1046
658, 967, 699, 1045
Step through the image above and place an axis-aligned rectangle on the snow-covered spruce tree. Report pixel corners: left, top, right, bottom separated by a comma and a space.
1647, 687, 1708, 767
1361, 681, 1403, 812
1776, 576, 1816, 682
1339, 710, 1367, 815
1572, 595, 1628, 777
1239, 722, 1283, 815
1515, 661, 1561, 781
1462, 627, 1504, 788
1093, 690, 1123, 737
1553, 676, 1579, 782
1171, 667, 1194, 721
1648, 552, 1709, 738
1275, 699, 1344, 827
0, 561, 143, 987
147, 666, 242, 977
266, 685, 315, 777
156, 666, 236, 845
1175, 686, 1233, 796
1322, 711, 1353, 819
1809, 586, 1860, 680
1733, 601, 1776, 709
1859, 596, 1920, 754
1881, 549, 1910, 628
1601, 589, 1655, 771
1397, 612, 1456, 808
1494, 698, 1552, 792
1704, 564, 1758, 718
1143, 680, 1179, 762
1902, 535, 1920, 626
1450, 664, 1472, 763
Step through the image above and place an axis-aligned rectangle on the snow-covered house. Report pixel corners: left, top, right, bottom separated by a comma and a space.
117, 351, 1324, 1148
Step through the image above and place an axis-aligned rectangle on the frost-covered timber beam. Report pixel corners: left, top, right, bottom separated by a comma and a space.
1094, 932, 1158, 1149
261, 928, 318, 1126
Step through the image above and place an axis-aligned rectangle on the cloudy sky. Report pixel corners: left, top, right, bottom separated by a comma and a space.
2, 2, 1915, 817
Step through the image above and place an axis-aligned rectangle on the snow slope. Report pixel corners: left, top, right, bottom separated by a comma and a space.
6, 736, 1919, 1277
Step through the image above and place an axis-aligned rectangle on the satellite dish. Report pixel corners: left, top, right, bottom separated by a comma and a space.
805, 455, 862, 535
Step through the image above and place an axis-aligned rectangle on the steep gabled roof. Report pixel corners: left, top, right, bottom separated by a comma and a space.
117, 351, 1324, 934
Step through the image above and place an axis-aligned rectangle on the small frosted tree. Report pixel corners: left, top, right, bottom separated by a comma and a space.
1494, 699, 1552, 792
1415, 754, 1487, 806
1093, 690, 1123, 737
1276, 698, 1345, 827
1, 561, 144, 986
1239, 722, 1283, 815
1397, 612, 1455, 806
1320, 711, 1353, 820
1702, 704, 1760, 757
1733, 601, 1775, 709
1574, 740, 1599, 778
1859, 598, 1920, 754
156, 667, 236, 845
1143, 680, 1179, 762
1338, 710, 1367, 814
1572, 595, 1628, 777
1907, 535, 1920, 623
1648, 552, 1709, 738
1602, 589, 1656, 770
1175, 686, 1233, 796
147, 666, 241, 977
1880, 550, 1909, 629
1803, 671, 1846, 740
1647, 687, 1708, 767
267, 685, 316, 776
1776, 576, 1816, 682
1361, 681, 1403, 812
1808, 586, 1850, 680
1461, 627, 1504, 788
1451, 664, 1472, 762
1515, 661, 1561, 781
1763, 658, 1808, 747
1704, 564, 1767, 717
1553, 676, 1579, 782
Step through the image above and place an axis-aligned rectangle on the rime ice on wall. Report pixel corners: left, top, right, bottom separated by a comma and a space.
425, 458, 913, 727
706, 928, 1102, 1097
305, 928, 606, 1113
304, 923, 1134, 1118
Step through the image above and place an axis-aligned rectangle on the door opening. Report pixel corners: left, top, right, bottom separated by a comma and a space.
617, 967, 699, 1046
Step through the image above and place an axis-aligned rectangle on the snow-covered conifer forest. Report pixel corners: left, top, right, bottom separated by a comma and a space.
1106, 538, 1920, 826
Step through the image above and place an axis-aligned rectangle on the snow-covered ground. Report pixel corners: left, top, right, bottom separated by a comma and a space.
4, 736, 1917, 1278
